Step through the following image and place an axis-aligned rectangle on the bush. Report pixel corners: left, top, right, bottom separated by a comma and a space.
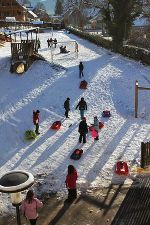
128, 29, 150, 50
67, 26, 112, 50
25, 130, 36, 140
67, 26, 150, 65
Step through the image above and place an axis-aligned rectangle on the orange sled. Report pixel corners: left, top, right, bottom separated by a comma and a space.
99, 122, 104, 129
51, 121, 61, 130
79, 80, 88, 89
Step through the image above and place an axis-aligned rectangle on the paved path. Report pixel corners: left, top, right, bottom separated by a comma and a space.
0, 184, 128, 225
1, 177, 149, 225
111, 175, 150, 225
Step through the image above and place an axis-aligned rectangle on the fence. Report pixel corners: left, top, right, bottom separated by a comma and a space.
141, 142, 150, 168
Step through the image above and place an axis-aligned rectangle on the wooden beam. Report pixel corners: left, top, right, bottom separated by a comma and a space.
138, 87, 150, 91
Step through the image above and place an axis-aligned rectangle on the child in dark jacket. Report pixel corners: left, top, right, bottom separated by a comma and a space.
65, 165, 78, 201
78, 117, 88, 143
76, 97, 87, 119
64, 97, 70, 118
79, 62, 84, 78
33, 110, 40, 135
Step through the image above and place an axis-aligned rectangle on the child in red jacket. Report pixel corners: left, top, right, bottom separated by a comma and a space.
65, 165, 78, 201
33, 110, 40, 135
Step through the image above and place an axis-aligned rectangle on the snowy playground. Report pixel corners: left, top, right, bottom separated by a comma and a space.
0, 29, 150, 215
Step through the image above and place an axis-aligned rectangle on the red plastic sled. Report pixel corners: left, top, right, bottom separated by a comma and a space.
102, 110, 111, 117
116, 161, 129, 175
89, 126, 98, 138
89, 126, 93, 132
79, 80, 88, 89
99, 122, 104, 129
70, 149, 83, 160
51, 121, 61, 130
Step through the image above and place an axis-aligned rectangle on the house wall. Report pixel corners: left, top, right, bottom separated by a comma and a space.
0, 0, 27, 21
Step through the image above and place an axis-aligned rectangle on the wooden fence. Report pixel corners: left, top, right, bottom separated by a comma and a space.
11, 40, 37, 60
141, 142, 150, 168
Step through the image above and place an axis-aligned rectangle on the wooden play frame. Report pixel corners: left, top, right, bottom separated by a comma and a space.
135, 80, 150, 118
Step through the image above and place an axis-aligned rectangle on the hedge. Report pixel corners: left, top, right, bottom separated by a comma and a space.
68, 26, 150, 65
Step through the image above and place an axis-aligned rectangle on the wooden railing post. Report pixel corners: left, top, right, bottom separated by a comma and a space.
141, 142, 145, 168
135, 80, 138, 118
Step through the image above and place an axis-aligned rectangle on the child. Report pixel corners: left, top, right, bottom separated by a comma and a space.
47, 38, 50, 48
37, 38, 41, 49
76, 97, 87, 119
49, 37, 53, 47
33, 110, 40, 135
79, 61, 84, 78
93, 116, 99, 140
75, 42, 79, 52
21, 190, 43, 225
65, 165, 78, 201
64, 97, 70, 118
78, 117, 88, 143
53, 38, 57, 48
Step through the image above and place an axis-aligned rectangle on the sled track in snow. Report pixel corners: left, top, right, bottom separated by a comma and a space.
111, 176, 150, 225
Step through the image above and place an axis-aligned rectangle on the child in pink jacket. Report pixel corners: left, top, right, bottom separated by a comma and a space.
21, 190, 43, 225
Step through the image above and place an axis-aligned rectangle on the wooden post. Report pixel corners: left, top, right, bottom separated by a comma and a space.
14, 33, 16, 42
141, 142, 145, 168
51, 47, 53, 62
135, 80, 138, 118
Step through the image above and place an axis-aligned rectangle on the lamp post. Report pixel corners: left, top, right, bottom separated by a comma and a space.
10, 192, 22, 225
0, 170, 34, 225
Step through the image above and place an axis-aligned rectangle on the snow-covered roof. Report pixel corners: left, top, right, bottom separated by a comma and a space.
16, 0, 26, 8
7, 27, 39, 35
32, 21, 44, 25
28, 10, 38, 18
5, 17, 16, 22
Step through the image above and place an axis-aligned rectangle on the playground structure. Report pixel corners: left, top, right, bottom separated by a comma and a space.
8, 27, 40, 73
135, 80, 150, 118
50, 40, 78, 62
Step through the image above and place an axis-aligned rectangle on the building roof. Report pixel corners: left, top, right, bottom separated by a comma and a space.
7, 27, 39, 35
5, 17, 16, 22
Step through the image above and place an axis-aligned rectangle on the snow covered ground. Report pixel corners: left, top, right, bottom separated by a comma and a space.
0, 30, 150, 215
